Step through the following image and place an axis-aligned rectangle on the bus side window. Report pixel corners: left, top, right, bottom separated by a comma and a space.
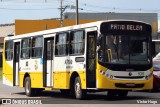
55, 33, 68, 56
5, 41, 13, 60
21, 38, 31, 59
70, 30, 85, 55
31, 36, 43, 58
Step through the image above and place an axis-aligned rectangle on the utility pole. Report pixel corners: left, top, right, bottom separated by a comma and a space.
60, 0, 63, 27
76, 0, 79, 25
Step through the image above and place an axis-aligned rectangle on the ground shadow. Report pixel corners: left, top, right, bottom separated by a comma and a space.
12, 90, 159, 104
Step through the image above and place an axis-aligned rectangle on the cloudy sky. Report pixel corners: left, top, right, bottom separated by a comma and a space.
0, 0, 160, 24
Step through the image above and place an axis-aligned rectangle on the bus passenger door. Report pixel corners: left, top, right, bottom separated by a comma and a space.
86, 31, 97, 88
13, 42, 20, 86
43, 37, 54, 87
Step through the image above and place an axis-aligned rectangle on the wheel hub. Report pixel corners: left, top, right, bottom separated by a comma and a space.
75, 82, 81, 96
25, 81, 30, 94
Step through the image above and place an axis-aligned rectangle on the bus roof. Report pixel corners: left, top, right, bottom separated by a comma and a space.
4, 20, 150, 41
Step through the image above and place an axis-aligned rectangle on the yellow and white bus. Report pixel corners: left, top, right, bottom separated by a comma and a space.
3, 20, 153, 99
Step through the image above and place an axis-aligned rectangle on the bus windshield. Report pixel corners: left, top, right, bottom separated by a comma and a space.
98, 34, 150, 65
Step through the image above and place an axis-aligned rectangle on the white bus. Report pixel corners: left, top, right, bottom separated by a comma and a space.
3, 20, 153, 99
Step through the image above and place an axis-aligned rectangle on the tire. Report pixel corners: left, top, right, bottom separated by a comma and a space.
24, 77, 35, 97
74, 77, 86, 99
117, 90, 128, 97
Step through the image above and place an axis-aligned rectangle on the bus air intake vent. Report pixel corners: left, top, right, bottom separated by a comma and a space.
114, 76, 144, 79
115, 83, 144, 88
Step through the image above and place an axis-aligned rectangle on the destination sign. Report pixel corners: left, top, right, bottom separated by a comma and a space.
109, 24, 143, 31
100, 22, 151, 34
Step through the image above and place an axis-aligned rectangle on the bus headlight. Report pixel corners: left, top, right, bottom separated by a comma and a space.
105, 73, 109, 77
110, 75, 113, 79
98, 69, 114, 79
99, 70, 105, 75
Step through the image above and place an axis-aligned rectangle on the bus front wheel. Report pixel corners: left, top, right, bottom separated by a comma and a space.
74, 77, 86, 99
24, 77, 35, 97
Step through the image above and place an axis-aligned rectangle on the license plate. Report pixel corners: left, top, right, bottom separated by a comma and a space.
126, 83, 135, 87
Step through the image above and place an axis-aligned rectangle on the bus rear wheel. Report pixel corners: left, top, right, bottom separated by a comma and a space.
24, 77, 35, 97
74, 77, 86, 99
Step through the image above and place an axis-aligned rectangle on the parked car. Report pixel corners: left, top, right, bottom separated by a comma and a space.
152, 53, 160, 90
153, 53, 160, 60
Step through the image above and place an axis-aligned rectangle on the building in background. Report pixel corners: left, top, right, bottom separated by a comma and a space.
0, 23, 15, 37
15, 13, 158, 37
15, 19, 96, 35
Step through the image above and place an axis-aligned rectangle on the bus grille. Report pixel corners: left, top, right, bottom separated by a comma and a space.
115, 83, 144, 88
114, 76, 144, 79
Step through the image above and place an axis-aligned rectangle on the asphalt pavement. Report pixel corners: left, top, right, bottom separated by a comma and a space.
0, 81, 160, 107
0, 81, 25, 98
